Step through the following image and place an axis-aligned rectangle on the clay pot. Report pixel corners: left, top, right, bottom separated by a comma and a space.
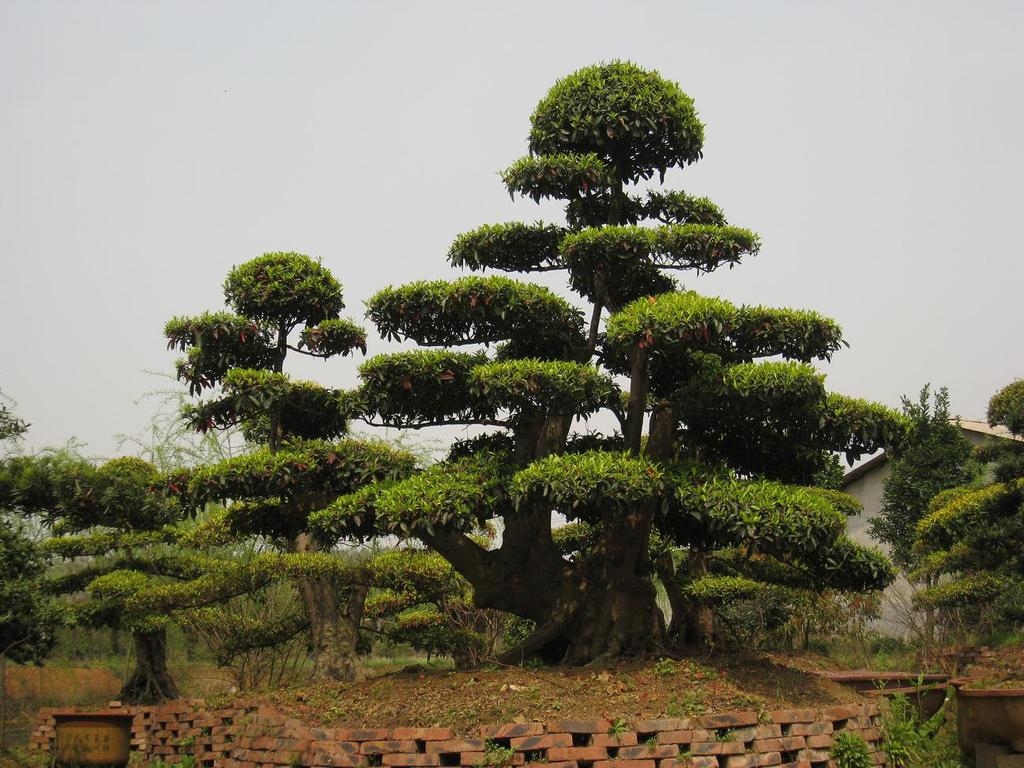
54, 711, 133, 766
952, 681, 1024, 753
816, 670, 948, 692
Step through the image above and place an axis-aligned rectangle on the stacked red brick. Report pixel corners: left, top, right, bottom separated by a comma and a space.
30, 702, 884, 767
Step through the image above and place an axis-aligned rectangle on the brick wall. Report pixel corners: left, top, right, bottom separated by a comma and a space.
30, 701, 884, 768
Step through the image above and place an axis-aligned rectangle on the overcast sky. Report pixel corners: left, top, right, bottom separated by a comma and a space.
2, 1, 1021, 459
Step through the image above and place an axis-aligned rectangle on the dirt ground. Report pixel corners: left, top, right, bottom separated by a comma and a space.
241, 653, 865, 735
960, 643, 1024, 688
15, 646, 1024, 740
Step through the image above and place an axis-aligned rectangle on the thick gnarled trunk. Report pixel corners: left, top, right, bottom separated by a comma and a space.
293, 532, 368, 682
297, 577, 368, 682
121, 628, 179, 704
497, 502, 668, 665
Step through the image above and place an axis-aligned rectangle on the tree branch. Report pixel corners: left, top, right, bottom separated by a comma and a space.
585, 301, 603, 359
358, 417, 510, 430
416, 529, 491, 587
286, 345, 330, 359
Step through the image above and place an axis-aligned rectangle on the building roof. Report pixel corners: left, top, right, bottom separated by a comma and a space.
840, 418, 1020, 488
956, 419, 1018, 440
840, 451, 890, 486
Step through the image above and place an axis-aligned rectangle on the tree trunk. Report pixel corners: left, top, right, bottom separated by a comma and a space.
682, 548, 715, 648
660, 570, 690, 646
1, 652, 7, 749
297, 577, 368, 682
121, 628, 179, 704
498, 499, 667, 665
293, 533, 368, 682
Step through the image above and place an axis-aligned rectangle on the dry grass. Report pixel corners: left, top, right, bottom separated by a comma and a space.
2, 665, 121, 747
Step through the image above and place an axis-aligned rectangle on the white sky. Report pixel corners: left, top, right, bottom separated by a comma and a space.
2, 1, 1022, 458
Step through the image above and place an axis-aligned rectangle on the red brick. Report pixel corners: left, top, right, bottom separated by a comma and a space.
803, 736, 832, 749
788, 723, 831, 737
721, 757, 756, 768
361, 740, 419, 755
427, 739, 487, 754
844, 716, 874, 730
547, 746, 610, 762
767, 710, 817, 725
655, 731, 694, 745
311, 741, 360, 756
823, 706, 859, 722
460, 752, 524, 766
593, 761, 656, 768
753, 726, 782, 739
635, 719, 691, 733
306, 752, 366, 767
673, 758, 719, 768
591, 733, 639, 748
548, 720, 613, 734
480, 724, 543, 739
699, 713, 758, 729
511, 734, 573, 750
722, 726, 758, 742
691, 742, 745, 756
752, 754, 782, 767
617, 745, 679, 760
859, 728, 880, 742
777, 763, 812, 768
541, 763, 580, 768
338, 729, 391, 742
796, 750, 830, 764
752, 738, 805, 752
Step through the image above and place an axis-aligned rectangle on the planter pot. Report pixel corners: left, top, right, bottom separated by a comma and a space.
864, 683, 948, 721
953, 683, 1024, 753
816, 670, 948, 692
54, 710, 133, 766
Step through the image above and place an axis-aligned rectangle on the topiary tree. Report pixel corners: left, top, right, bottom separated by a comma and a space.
312, 61, 904, 663
364, 547, 504, 668
0, 451, 195, 702
914, 379, 1024, 629
165, 252, 434, 681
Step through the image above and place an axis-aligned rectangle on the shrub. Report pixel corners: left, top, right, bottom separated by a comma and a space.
830, 732, 872, 768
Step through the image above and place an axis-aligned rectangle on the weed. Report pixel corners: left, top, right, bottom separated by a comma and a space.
669, 690, 705, 717
879, 693, 960, 768
476, 739, 517, 768
644, 736, 658, 751
830, 732, 872, 768
666, 694, 684, 718
0, 747, 50, 768
714, 729, 734, 743
653, 658, 678, 677
608, 718, 629, 736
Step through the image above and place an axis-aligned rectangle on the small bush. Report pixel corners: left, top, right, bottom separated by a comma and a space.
879, 693, 960, 768
830, 732, 872, 768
